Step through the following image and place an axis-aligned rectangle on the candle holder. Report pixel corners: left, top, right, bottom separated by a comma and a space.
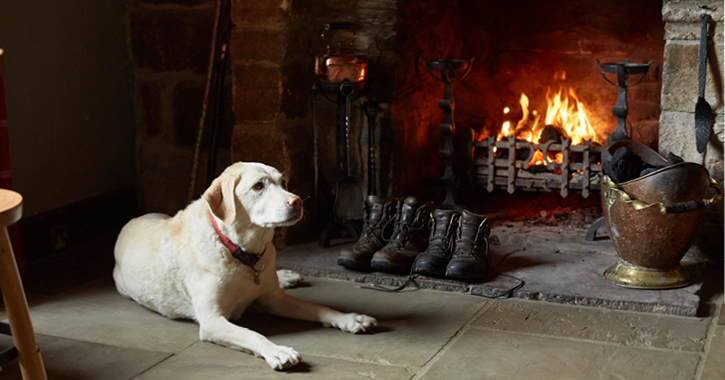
424, 58, 474, 209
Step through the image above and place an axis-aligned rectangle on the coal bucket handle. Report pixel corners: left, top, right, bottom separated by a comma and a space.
666, 178, 722, 214
603, 177, 722, 215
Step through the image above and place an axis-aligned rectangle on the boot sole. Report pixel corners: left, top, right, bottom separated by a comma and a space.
337, 258, 372, 272
445, 269, 487, 281
413, 263, 446, 278
370, 260, 410, 275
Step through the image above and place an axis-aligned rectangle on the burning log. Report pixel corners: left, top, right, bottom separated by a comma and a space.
473, 83, 608, 197
539, 124, 566, 143
527, 164, 549, 174
473, 136, 604, 198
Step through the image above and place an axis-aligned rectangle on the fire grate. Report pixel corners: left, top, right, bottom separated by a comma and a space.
473, 136, 604, 198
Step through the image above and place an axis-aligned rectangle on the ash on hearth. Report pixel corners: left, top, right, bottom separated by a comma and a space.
602, 144, 683, 184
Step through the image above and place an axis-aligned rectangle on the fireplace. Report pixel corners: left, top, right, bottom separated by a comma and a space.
221, 0, 722, 260
394, 0, 664, 204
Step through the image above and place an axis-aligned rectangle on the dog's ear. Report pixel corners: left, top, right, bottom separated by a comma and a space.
203, 174, 238, 225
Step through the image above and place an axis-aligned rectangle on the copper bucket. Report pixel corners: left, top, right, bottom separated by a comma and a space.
601, 141, 721, 289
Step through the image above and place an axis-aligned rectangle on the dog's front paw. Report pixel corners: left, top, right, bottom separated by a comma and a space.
277, 269, 305, 289
264, 345, 301, 371
334, 313, 378, 334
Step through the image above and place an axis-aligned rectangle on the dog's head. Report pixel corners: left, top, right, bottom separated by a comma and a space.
203, 162, 303, 227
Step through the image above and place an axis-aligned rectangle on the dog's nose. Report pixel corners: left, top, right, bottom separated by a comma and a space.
287, 196, 303, 210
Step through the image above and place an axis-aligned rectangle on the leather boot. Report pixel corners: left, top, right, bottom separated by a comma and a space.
445, 209, 491, 280
337, 196, 396, 271
413, 209, 459, 277
370, 196, 433, 275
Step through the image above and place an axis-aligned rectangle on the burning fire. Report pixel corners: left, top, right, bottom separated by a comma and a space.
493, 82, 601, 166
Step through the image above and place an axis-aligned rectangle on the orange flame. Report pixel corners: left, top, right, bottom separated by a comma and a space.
493, 84, 601, 166
543, 87, 596, 145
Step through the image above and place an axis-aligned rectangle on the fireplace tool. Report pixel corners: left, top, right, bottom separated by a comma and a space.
594, 59, 654, 146
363, 101, 378, 196
585, 58, 654, 241
600, 140, 721, 289
695, 13, 712, 153
313, 23, 367, 248
424, 58, 474, 210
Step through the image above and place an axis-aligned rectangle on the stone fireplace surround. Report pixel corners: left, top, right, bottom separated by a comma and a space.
220, 0, 724, 316
127, 0, 723, 316
129, 0, 723, 306
224, 0, 722, 257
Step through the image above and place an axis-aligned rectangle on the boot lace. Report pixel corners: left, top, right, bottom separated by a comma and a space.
358, 199, 398, 250
360, 212, 525, 298
453, 218, 489, 259
385, 205, 430, 248
426, 213, 459, 256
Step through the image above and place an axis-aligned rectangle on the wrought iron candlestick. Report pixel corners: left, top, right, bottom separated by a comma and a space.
595, 59, 653, 146
424, 58, 474, 209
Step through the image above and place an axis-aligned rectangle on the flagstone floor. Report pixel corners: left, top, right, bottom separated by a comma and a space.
0, 232, 722, 380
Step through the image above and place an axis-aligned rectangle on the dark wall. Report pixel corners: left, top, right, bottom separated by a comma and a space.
0, 0, 136, 216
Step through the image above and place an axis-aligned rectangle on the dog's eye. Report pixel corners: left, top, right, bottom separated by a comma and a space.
252, 182, 264, 191
281, 180, 287, 190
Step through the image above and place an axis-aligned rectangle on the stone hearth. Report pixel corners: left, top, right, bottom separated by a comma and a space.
276, 223, 704, 316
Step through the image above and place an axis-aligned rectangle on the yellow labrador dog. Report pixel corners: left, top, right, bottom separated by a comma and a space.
113, 162, 377, 370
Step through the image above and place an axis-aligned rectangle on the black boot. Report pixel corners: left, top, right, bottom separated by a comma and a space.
445, 210, 491, 281
370, 196, 433, 275
337, 196, 396, 271
413, 209, 459, 277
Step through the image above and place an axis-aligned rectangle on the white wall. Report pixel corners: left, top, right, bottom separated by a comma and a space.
0, 0, 136, 216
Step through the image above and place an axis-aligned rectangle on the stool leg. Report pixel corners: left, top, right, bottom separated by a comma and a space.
0, 227, 47, 380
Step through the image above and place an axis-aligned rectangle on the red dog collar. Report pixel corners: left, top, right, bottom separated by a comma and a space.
209, 211, 265, 267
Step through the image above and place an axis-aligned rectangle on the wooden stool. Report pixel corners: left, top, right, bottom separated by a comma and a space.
0, 189, 47, 379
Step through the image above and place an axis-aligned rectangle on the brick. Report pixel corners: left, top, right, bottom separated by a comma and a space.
232, 63, 281, 121
230, 0, 288, 24
230, 125, 290, 172
662, 1, 724, 23
138, 80, 166, 137
230, 28, 287, 63
665, 21, 725, 41
659, 110, 724, 173
129, 6, 215, 74
661, 43, 724, 114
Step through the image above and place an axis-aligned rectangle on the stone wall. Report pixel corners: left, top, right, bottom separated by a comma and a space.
229, 0, 397, 241
659, 1, 724, 263
228, 0, 292, 175
129, 0, 234, 215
